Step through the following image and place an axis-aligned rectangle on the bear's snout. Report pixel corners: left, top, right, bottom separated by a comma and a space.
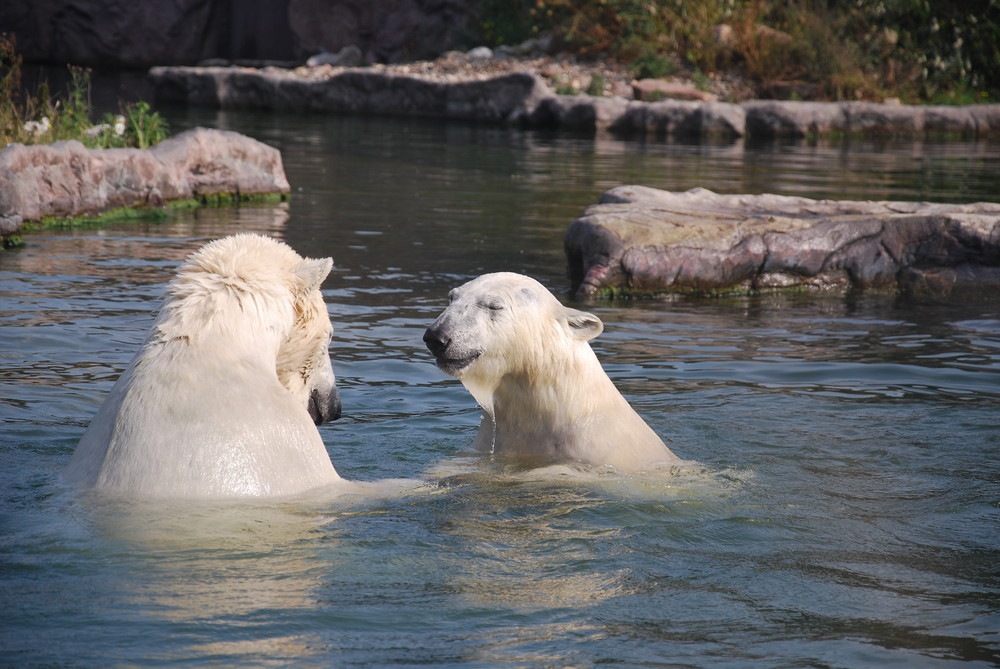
308, 386, 342, 425
423, 326, 450, 358
424, 324, 481, 375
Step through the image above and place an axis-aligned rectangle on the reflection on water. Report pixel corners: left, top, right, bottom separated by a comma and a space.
90, 500, 331, 664
1, 111, 998, 667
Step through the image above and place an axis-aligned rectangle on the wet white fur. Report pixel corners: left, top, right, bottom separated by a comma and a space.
65, 234, 343, 498
428, 272, 680, 472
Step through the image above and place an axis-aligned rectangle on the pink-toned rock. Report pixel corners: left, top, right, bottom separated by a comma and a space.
0, 128, 289, 238
151, 127, 290, 197
632, 79, 718, 103
565, 185, 1000, 299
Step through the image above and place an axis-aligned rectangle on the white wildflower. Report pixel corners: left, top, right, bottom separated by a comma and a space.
23, 116, 51, 135
86, 123, 111, 138
114, 115, 126, 136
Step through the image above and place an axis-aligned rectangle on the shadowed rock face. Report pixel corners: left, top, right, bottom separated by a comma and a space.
0, 0, 293, 67
289, 0, 473, 64
564, 186, 1000, 299
1, 0, 473, 67
0, 128, 289, 237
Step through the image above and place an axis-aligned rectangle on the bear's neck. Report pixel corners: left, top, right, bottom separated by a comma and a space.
476, 345, 625, 459
138, 311, 286, 396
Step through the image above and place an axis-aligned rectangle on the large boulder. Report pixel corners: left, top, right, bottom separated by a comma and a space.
565, 185, 1000, 299
0, 128, 290, 237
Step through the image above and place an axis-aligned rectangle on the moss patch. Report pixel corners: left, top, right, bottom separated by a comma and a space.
4, 191, 290, 248
593, 281, 860, 300
194, 191, 289, 205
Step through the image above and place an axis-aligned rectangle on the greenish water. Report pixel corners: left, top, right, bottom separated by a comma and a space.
1, 110, 999, 667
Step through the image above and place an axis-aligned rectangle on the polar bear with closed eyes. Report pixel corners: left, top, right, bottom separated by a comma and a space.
423, 272, 680, 472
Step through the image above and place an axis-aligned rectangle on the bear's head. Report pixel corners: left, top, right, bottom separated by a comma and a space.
162, 233, 342, 425
423, 272, 603, 411
275, 258, 342, 425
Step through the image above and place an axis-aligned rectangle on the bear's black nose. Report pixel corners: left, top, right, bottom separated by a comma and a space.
423, 327, 449, 358
309, 386, 342, 425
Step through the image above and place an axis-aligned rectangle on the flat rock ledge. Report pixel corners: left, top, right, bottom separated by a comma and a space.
149, 65, 1000, 138
0, 127, 290, 241
565, 186, 1000, 299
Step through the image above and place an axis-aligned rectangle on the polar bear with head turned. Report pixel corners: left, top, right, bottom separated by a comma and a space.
65, 233, 345, 498
423, 272, 680, 472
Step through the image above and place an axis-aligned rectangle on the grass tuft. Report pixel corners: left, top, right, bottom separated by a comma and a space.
1, 33, 170, 148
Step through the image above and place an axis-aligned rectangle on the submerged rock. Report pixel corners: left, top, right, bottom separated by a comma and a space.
0, 128, 289, 240
565, 186, 1000, 299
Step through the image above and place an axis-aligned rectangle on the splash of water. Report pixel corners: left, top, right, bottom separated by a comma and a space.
487, 410, 497, 455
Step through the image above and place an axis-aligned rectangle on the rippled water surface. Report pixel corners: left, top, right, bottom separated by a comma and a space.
2, 110, 999, 667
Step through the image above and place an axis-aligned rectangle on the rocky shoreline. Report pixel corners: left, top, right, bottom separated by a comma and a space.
0, 128, 289, 244
8, 57, 999, 299
565, 186, 1000, 299
150, 53, 1000, 138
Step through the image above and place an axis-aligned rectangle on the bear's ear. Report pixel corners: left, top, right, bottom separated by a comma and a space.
295, 257, 333, 295
564, 307, 603, 341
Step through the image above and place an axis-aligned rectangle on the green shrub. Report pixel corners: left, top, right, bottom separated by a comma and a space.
631, 50, 677, 79
1, 33, 169, 148
586, 73, 606, 95
471, 0, 998, 102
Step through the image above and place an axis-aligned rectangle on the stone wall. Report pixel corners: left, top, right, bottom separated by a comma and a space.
148, 65, 1000, 139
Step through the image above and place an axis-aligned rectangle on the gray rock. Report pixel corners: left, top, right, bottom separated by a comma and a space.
150, 66, 553, 124
700, 102, 747, 136
306, 44, 364, 67
0, 128, 290, 239
564, 185, 1000, 299
528, 95, 631, 132
745, 100, 1000, 138
466, 46, 493, 60
624, 100, 700, 136
744, 100, 848, 137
